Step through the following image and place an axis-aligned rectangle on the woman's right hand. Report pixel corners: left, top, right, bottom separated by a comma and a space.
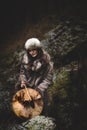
21, 81, 26, 88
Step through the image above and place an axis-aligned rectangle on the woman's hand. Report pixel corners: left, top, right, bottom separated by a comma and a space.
21, 81, 26, 88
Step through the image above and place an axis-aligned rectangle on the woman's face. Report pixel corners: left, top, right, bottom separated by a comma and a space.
28, 49, 38, 57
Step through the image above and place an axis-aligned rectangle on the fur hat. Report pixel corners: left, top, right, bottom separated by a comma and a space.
25, 38, 42, 50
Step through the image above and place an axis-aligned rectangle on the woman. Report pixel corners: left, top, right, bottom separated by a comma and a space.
15, 38, 53, 115
18, 38, 54, 97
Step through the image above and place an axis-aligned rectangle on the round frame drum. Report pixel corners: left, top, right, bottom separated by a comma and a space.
12, 88, 44, 119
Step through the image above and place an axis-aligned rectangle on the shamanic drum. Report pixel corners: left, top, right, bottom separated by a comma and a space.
12, 88, 44, 119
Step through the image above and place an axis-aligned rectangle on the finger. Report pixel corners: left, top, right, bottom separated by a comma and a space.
21, 84, 25, 88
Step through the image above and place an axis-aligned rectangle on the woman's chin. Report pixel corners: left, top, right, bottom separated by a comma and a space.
31, 54, 37, 57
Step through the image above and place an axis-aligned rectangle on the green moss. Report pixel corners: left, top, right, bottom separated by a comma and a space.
48, 68, 71, 101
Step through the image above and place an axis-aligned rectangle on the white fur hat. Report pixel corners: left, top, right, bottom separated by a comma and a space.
25, 38, 42, 50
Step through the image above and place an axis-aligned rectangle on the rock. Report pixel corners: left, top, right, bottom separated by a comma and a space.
10, 116, 56, 130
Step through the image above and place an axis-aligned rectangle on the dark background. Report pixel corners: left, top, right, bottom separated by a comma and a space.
0, 1, 87, 130
0, 0, 87, 47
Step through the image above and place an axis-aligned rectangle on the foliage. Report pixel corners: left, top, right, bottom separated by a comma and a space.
48, 68, 70, 99
48, 67, 74, 130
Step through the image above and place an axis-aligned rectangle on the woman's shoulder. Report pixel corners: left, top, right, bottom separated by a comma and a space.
42, 49, 51, 61
42, 49, 54, 67
22, 51, 29, 64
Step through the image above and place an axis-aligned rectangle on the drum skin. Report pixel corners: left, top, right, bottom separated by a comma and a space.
12, 88, 44, 119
